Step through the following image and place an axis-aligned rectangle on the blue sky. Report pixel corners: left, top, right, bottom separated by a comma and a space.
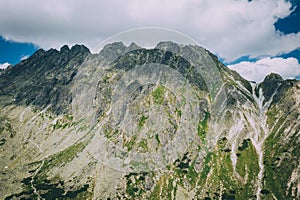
275, 0, 300, 34
274, 0, 300, 79
0, 36, 38, 65
0, 0, 300, 82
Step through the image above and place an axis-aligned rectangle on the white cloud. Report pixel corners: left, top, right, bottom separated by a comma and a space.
228, 57, 300, 82
0, 62, 10, 69
0, 0, 299, 62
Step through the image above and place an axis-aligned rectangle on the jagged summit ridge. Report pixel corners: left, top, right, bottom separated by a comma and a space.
98, 41, 142, 61
0, 43, 90, 114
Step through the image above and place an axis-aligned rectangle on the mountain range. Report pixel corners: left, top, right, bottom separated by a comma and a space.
0, 41, 299, 200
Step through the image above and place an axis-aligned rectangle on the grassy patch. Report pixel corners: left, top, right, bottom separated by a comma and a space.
196, 141, 258, 200
200, 152, 212, 180
236, 139, 259, 198
263, 118, 300, 199
11, 143, 91, 200
52, 115, 75, 130
197, 111, 210, 140
138, 114, 148, 129
150, 175, 176, 200
124, 135, 137, 151
152, 85, 165, 104
175, 107, 182, 118
37, 142, 85, 180
138, 139, 148, 152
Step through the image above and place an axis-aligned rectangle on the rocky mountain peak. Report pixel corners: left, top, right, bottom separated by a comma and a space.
155, 41, 181, 54
127, 42, 141, 51
31, 48, 46, 58
263, 73, 284, 83
0, 44, 91, 115
59, 44, 90, 55
99, 42, 128, 61
60, 45, 70, 52
258, 73, 284, 102
70, 44, 90, 54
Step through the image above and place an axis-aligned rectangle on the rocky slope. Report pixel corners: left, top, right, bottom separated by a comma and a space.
0, 42, 299, 200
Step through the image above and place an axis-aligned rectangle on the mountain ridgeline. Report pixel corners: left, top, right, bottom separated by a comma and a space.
0, 42, 299, 200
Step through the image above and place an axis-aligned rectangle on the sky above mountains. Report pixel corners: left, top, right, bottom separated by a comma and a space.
0, 0, 299, 82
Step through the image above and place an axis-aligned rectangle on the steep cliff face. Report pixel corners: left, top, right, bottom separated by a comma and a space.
0, 45, 90, 115
0, 42, 299, 200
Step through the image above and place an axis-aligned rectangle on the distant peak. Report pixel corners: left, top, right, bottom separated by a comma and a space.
70, 44, 90, 54
155, 41, 181, 54
259, 73, 284, 102
155, 41, 179, 47
60, 45, 70, 52
32, 49, 46, 57
101, 42, 127, 52
127, 42, 141, 51
58, 44, 90, 54
263, 73, 284, 83
99, 42, 137, 61
128, 42, 139, 47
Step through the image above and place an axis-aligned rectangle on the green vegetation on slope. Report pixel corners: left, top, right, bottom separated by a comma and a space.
152, 85, 165, 105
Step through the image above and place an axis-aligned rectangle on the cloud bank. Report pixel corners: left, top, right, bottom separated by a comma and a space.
0, 0, 299, 62
228, 57, 300, 82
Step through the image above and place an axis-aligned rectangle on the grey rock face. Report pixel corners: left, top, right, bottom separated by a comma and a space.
98, 42, 127, 61
0, 45, 90, 114
258, 73, 284, 102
